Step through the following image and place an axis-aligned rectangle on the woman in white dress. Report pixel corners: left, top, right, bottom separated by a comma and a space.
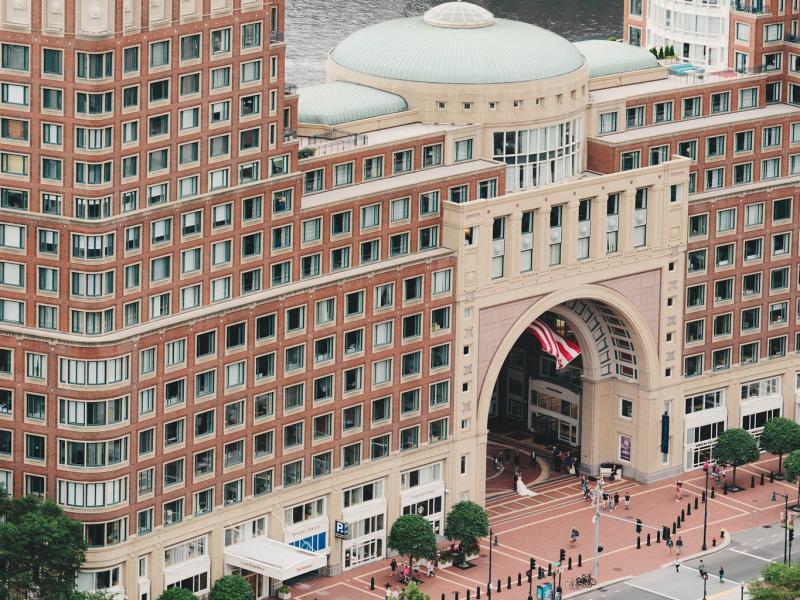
516, 476, 538, 497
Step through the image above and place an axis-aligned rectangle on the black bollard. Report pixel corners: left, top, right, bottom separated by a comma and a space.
702, 491, 706, 503
656, 530, 661, 543
578, 554, 582, 567
760, 472, 765, 486
568, 557, 572, 570
497, 579, 501, 592
637, 536, 641, 549
672, 521, 676, 534
720, 529, 725, 539
687, 503, 691, 516
751, 475, 755, 488
681, 509, 685, 520
455, 593, 459, 600
677, 517, 681, 529
723, 483, 728, 495
442, 594, 446, 600
695, 497, 699, 510
770, 472, 775, 483
548, 563, 552, 576
518, 573, 522, 587
467, 591, 471, 600
494, 535, 499, 546
477, 586, 480, 599
711, 487, 715, 499
370, 577, 375, 591
647, 533, 651, 546
712, 538, 717, 547
507, 575, 511, 590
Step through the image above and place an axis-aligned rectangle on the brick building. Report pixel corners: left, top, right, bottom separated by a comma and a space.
0, 0, 798, 598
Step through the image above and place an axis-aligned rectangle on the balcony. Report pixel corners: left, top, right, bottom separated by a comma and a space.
270, 30, 285, 44
786, 33, 800, 44
283, 127, 296, 142
285, 82, 298, 96
732, 0, 767, 14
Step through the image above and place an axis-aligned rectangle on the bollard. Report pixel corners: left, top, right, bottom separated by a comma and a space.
467, 591, 471, 600
539, 567, 544, 579
713, 538, 717, 547
656, 530, 661, 543
681, 509, 685, 521
477, 586, 480, 599
518, 573, 522, 587
720, 529, 725, 539
770, 472, 775, 483
760, 472, 765, 486
687, 502, 691, 516
568, 556, 572, 570
711, 487, 716, 499
442, 594, 446, 600
647, 533, 651, 546
497, 579, 501, 592
677, 517, 681, 529
370, 577, 375, 591
672, 521, 677, 534
578, 554, 582, 567
494, 535, 499, 546
751, 475, 755, 489
507, 575, 512, 590
724, 483, 728, 495
548, 563, 552, 576
702, 491, 706, 503
455, 593, 459, 600
637, 536, 641, 549
695, 497, 699, 510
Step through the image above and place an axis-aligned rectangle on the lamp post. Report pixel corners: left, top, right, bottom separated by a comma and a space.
488, 527, 493, 599
528, 558, 534, 600
702, 572, 708, 600
772, 491, 789, 563
702, 462, 710, 551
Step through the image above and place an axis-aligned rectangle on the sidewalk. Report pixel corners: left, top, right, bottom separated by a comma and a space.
292, 454, 789, 600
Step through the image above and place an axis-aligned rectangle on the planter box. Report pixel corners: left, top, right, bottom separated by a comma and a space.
599, 467, 623, 478
278, 591, 292, 600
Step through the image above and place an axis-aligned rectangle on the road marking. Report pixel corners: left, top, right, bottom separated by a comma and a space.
623, 582, 682, 600
729, 547, 776, 563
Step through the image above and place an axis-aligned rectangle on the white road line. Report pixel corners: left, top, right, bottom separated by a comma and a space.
729, 547, 776, 563
624, 582, 683, 600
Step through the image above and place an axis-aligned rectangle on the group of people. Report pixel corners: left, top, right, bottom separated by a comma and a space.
552, 446, 579, 476
580, 476, 630, 511
388, 556, 436, 587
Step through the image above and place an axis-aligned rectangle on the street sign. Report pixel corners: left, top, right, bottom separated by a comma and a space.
334, 520, 349, 539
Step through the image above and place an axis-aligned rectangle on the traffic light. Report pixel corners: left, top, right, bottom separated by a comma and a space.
530, 558, 536, 571
636, 519, 642, 534
559, 548, 566, 562
791, 529, 795, 542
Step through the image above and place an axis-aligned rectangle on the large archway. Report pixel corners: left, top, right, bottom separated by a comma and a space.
478, 285, 663, 494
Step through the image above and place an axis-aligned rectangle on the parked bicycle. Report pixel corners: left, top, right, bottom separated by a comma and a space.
568, 573, 596, 589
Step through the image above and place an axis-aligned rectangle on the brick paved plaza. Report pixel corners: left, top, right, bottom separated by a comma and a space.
293, 453, 793, 600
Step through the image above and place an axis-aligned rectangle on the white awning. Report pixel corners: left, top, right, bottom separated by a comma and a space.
224, 538, 327, 581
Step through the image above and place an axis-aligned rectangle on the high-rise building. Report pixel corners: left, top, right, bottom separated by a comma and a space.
1, 0, 799, 598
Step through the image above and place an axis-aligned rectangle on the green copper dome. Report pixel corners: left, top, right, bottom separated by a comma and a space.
329, 2, 585, 85
574, 40, 660, 77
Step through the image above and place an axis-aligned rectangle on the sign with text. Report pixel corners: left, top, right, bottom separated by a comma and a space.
334, 520, 349, 539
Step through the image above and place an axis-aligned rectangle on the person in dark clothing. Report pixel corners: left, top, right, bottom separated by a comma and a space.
514, 449, 520, 467
513, 473, 519, 491
505, 448, 511, 462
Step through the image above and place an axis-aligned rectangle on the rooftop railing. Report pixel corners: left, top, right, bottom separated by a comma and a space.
270, 30, 285, 43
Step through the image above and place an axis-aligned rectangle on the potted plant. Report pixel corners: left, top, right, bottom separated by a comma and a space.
298, 147, 316, 159
599, 462, 623, 479
277, 585, 292, 599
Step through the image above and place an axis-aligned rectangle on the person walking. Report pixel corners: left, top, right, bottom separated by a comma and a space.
385, 583, 392, 599
718, 566, 724, 583
427, 559, 435, 578
570, 528, 579, 548
390, 558, 398, 577
624, 492, 631, 510
606, 492, 614, 511
513, 473, 519, 492
698, 560, 706, 579
613, 492, 620, 511
675, 536, 684, 556
666, 537, 674, 555
674, 560, 680, 573
531, 447, 536, 466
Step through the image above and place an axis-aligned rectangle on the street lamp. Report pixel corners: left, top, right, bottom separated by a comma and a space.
527, 558, 534, 600
702, 572, 708, 600
772, 491, 789, 564
488, 527, 493, 599
702, 462, 710, 551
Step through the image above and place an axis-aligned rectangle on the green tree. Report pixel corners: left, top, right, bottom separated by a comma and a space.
760, 417, 800, 475
401, 582, 431, 600
156, 589, 197, 600
387, 515, 437, 567
658, 47, 665, 59
444, 501, 489, 563
714, 428, 760, 490
650, 47, 658, 57
209, 575, 253, 600
783, 450, 800, 508
0, 493, 87, 600
749, 563, 800, 600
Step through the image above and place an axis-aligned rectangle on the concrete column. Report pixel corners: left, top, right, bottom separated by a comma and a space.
533, 206, 549, 272
507, 213, 522, 276
618, 190, 635, 253
590, 196, 606, 259
563, 201, 579, 265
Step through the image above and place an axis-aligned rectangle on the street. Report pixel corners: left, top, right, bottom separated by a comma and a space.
578, 524, 787, 600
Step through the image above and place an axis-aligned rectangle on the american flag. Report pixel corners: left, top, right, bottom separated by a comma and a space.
527, 319, 581, 369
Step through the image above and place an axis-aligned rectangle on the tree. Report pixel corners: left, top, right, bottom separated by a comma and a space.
749, 563, 800, 600
760, 417, 800, 475
714, 428, 760, 490
658, 47, 665, 59
209, 575, 254, 600
783, 450, 800, 509
401, 582, 431, 600
387, 515, 437, 568
444, 501, 489, 564
0, 493, 87, 600
650, 47, 658, 57
156, 589, 197, 600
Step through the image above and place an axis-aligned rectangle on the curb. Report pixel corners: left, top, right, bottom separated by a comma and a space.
564, 575, 634, 597
660, 529, 732, 568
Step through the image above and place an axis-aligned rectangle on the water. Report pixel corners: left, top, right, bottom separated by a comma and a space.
285, 0, 622, 87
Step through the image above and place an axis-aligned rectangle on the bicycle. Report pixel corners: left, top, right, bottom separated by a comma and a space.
568, 573, 597, 589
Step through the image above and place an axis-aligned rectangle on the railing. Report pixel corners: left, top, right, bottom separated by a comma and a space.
270, 30, 285, 43
732, 0, 766, 13
299, 133, 369, 158
285, 82, 298, 96
283, 128, 296, 142
786, 33, 800, 44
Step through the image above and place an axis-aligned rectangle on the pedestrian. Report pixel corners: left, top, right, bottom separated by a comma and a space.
570, 528, 579, 547
675, 481, 682, 501
513, 473, 519, 491
698, 560, 706, 578
505, 448, 511, 462
531, 447, 536, 465
675, 560, 680, 573
606, 492, 613, 511
427, 559, 435, 578
624, 492, 631, 510
385, 583, 392, 599
676, 536, 683, 556
613, 492, 620, 510
403, 564, 411, 584
601, 491, 609, 510
666, 537, 673, 555
390, 558, 398, 577
391, 588, 400, 600
719, 566, 724, 583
